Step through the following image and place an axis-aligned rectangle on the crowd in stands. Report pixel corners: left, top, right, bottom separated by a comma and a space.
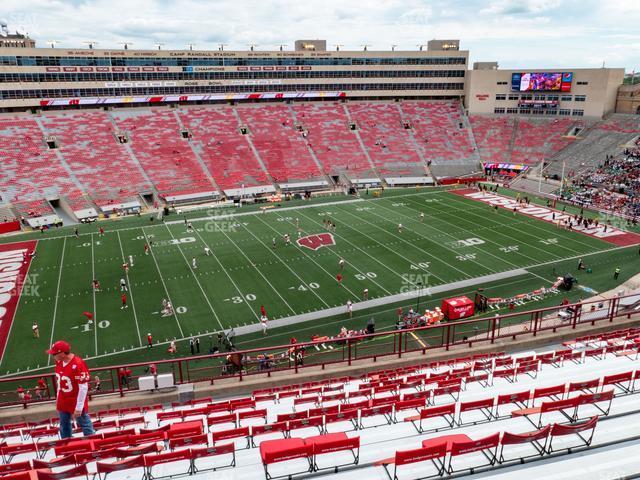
561, 151, 640, 220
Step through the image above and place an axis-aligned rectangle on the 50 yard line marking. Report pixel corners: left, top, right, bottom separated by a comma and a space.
90, 234, 98, 357
46, 237, 66, 366
116, 231, 142, 347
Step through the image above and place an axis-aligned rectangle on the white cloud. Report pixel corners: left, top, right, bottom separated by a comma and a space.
0, 0, 637, 71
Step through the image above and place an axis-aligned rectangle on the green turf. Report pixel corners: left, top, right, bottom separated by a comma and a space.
2, 188, 637, 377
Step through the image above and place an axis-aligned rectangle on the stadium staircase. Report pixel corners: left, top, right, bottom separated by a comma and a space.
394, 103, 433, 177
177, 107, 270, 193
110, 109, 213, 198
1, 327, 640, 480
231, 108, 278, 188
286, 104, 336, 187
170, 109, 221, 194
290, 102, 374, 179
340, 104, 384, 183
235, 104, 324, 185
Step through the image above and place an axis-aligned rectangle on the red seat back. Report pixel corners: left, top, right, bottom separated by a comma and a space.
540, 397, 579, 413
395, 443, 447, 466
419, 403, 456, 420
143, 449, 191, 467
533, 384, 566, 400
497, 390, 530, 405
0, 461, 31, 475
450, 432, 500, 457
550, 416, 598, 437
190, 443, 235, 459
211, 426, 249, 443
96, 455, 144, 474
169, 433, 208, 450
459, 397, 494, 413
501, 425, 551, 445
36, 464, 88, 480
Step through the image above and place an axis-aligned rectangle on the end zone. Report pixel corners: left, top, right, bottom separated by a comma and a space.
0, 241, 38, 361
451, 189, 640, 247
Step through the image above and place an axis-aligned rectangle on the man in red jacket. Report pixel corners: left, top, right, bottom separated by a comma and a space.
46, 340, 95, 439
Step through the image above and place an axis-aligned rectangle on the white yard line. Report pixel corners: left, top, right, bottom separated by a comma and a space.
90, 234, 99, 357
272, 212, 393, 296
190, 227, 259, 322
424, 193, 588, 256
46, 238, 65, 367
162, 223, 225, 332
116, 231, 143, 347
236, 221, 331, 309
254, 213, 362, 300
379, 196, 549, 269
141, 227, 185, 337
334, 204, 472, 280
213, 223, 298, 316
295, 209, 409, 292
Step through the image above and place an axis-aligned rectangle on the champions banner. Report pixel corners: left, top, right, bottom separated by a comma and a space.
0, 241, 37, 361
452, 189, 640, 247
39, 91, 347, 107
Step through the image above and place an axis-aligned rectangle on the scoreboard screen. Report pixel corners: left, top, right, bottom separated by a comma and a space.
511, 72, 573, 92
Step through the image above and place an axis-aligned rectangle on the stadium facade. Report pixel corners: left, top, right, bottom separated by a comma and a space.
0, 38, 625, 118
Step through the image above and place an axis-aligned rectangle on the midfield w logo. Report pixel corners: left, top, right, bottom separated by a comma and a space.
297, 233, 336, 251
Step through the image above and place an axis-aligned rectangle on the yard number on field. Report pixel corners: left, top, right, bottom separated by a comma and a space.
355, 272, 377, 280
225, 294, 257, 304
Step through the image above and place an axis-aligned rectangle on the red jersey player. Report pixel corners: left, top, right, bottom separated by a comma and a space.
46, 340, 95, 439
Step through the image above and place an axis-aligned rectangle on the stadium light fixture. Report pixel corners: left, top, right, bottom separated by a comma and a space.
417, 44, 427, 51
218, 43, 228, 51
82, 41, 99, 49
46, 40, 60, 49
247, 43, 258, 51
275, 44, 287, 51
333, 44, 343, 51
361, 44, 371, 51
119, 42, 134, 50
154, 42, 165, 50
391, 44, 397, 51
186, 43, 196, 51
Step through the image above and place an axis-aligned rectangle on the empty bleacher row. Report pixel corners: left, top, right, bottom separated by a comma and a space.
1, 327, 639, 479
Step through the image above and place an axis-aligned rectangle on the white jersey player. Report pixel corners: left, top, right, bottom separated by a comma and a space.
204, 246, 211, 256
339, 258, 345, 270
128, 254, 134, 267
260, 315, 268, 335
192, 257, 197, 269
346, 300, 353, 318
398, 223, 403, 233
120, 278, 128, 292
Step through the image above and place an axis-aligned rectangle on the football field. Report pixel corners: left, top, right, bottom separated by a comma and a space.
1, 188, 635, 375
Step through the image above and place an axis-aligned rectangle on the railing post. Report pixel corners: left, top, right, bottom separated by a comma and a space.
348, 341, 352, 366
490, 316, 497, 344
177, 361, 184, 384
398, 331, 403, 359
117, 368, 124, 397
446, 324, 451, 351
532, 312, 538, 337
609, 297, 618, 322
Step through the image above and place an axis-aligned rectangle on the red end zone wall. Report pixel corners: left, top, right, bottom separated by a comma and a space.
451, 189, 640, 247
0, 221, 21, 235
0, 241, 37, 361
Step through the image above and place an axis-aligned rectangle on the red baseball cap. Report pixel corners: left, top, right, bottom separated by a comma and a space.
46, 340, 70, 355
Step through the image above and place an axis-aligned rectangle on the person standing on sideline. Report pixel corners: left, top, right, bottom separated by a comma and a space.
346, 300, 353, 318
614, 267, 620, 280
260, 315, 268, 335
46, 340, 95, 439
195, 337, 200, 353
189, 337, 195, 355
363, 288, 369, 301
32, 322, 39, 339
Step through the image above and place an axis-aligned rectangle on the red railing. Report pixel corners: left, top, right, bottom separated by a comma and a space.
1, 293, 636, 408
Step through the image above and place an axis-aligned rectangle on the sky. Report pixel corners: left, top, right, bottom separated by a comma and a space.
2, 0, 639, 72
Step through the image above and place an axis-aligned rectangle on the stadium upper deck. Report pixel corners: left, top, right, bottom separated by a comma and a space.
0, 39, 468, 110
